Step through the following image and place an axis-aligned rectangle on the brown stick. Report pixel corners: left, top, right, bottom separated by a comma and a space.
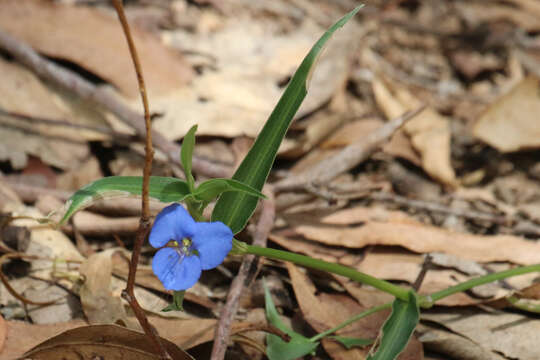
370, 192, 510, 225
111, 1, 169, 359
0, 29, 229, 179
0, 253, 60, 306
274, 106, 426, 192
210, 187, 276, 360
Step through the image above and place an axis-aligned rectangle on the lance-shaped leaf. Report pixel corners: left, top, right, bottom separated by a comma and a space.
367, 291, 419, 360
181, 125, 197, 192
264, 281, 318, 360
212, 6, 363, 234
59, 176, 190, 225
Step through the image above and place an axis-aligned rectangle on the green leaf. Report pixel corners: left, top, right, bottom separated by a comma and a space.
329, 335, 373, 349
181, 125, 198, 192
162, 291, 185, 312
264, 281, 319, 360
266, 334, 319, 360
59, 176, 190, 225
193, 178, 266, 203
367, 291, 419, 360
212, 6, 363, 234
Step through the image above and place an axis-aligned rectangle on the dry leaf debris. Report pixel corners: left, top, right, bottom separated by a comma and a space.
1, 0, 540, 359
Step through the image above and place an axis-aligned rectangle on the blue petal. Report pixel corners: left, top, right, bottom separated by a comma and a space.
152, 247, 202, 290
192, 222, 233, 270
149, 204, 196, 248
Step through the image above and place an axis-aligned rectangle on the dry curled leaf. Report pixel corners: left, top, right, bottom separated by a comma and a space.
473, 76, 540, 152
21, 324, 194, 360
0, 0, 193, 99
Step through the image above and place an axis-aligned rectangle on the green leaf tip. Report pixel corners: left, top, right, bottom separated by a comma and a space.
212, 6, 363, 234
306, 4, 364, 90
181, 125, 198, 192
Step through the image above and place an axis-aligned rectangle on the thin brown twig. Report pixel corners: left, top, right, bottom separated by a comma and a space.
0, 108, 127, 139
274, 106, 426, 192
0, 253, 60, 306
412, 254, 433, 292
0, 28, 229, 179
370, 192, 510, 225
111, 1, 169, 359
210, 186, 276, 360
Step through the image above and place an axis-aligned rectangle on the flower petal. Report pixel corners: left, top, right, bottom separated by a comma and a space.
152, 247, 202, 291
149, 203, 196, 248
192, 222, 233, 270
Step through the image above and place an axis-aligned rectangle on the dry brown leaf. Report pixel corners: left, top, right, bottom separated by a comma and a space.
81, 249, 192, 321
423, 309, 540, 360
287, 263, 423, 360
321, 118, 384, 149
0, 58, 94, 170
295, 220, 540, 264
354, 250, 502, 306
281, 111, 347, 158
148, 317, 252, 350
79, 249, 131, 326
269, 234, 348, 264
270, 233, 531, 307
321, 205, 416, 225
56, 157, 103, 191
153, 15, 357, 140
21, 324, 193, 360
373, 78, 456, 186
334, 278, 394, 309
1, 320, 86, 359
383, 129, 422, 167
473, 76, 540, 152
456, 2, 540, 31
449, 50, 503, 80
0, 176, 21, 211
287, 262, 370, 359
0, 0, 193, 99
0, 313, 6, 354
418, 325, 506, 360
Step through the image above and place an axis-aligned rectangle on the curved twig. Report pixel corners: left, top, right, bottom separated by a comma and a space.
211, 187, 276, 360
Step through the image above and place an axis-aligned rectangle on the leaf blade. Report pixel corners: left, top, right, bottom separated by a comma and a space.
212, 6, 363, 233
60, 176, 190, 225
264, 281, 319, 360
367, 291, 419, 360
181, 125, 197, 192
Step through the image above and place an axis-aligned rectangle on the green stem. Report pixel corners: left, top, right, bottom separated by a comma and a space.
243, 243, 409, 301
507, 295, 540, 314
186, 199, 205, 222
423, 264, 540, 306
309, 302, 391, 342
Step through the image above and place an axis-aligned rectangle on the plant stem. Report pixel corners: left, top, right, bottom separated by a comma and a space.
507, 295, 540, 314
112, 1, 169, 359
423, 264, 540, 306
243, 243, 409, 301
310, 302, 391, 342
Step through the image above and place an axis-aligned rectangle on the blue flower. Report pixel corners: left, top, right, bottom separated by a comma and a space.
149, 203, 233, 291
